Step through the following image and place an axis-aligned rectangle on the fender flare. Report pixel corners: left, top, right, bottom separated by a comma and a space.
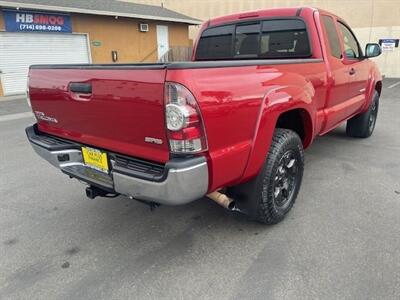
240, 85, 315, 182
363, 71, 382, 112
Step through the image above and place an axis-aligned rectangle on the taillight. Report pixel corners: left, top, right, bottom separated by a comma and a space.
164, 82, 208, 154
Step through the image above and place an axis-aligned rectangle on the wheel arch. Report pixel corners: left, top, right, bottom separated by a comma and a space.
375, 80, 382, 95
239, 82, 315, 183
276, 108, 314, 149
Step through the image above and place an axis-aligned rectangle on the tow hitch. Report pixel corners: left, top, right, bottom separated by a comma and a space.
85, 186, 119, 199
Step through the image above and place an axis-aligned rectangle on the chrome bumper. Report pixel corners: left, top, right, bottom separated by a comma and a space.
26, 125, 209, 205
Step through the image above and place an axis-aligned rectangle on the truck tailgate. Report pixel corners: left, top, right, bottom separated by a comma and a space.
28, 66, 169, 163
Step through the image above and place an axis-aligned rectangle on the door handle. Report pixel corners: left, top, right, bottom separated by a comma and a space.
69, 82, 92, 94
349, 68, 356, 76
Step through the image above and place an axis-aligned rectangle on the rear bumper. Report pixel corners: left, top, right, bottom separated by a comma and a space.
26, 125, 209, 205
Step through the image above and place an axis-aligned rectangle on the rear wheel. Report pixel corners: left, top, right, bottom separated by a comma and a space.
346, 91, 379, 138
253, 129, 304, 224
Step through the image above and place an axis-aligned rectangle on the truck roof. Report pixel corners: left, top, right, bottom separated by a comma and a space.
206, 6, 335, 27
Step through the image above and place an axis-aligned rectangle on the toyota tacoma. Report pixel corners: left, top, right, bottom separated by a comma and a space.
26, 7, 382, 224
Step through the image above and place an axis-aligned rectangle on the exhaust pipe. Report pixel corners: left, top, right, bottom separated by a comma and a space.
207, 191, 236, 210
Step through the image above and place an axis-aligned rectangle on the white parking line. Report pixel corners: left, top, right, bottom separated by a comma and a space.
387, 81, 400, 89
0, 112, 33, 122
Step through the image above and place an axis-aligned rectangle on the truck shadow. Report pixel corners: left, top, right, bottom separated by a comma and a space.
322, 125, 352, 140
83, 124, 356, 242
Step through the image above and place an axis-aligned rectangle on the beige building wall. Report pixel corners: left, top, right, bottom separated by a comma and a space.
127, 0, 400, 77
72, 14, 190, 64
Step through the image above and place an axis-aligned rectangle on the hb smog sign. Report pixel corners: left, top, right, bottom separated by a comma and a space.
3, 9, 72, 33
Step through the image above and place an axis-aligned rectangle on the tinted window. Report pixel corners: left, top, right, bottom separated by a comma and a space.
260, 19, 311, 58
196, 25, 234, 60
195, 19, 311, 60
234, 23, 260, 57
322, 16, 342, 59
338, 22, 361, 59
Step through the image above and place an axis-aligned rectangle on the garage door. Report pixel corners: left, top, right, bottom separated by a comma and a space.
0, 32, 90, 96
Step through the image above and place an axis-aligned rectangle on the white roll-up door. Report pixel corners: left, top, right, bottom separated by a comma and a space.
0, 32, 90, 96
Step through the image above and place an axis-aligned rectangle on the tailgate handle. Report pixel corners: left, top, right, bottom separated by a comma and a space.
69, 82, 92, 94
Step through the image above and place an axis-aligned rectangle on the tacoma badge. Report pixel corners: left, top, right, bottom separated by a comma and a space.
34, 111, 58, 123
144, 137, 163, 145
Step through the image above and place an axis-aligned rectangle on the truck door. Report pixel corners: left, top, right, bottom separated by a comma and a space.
337, 21, 370, 108
320, 15, 351, 132
320, 15, 369, 132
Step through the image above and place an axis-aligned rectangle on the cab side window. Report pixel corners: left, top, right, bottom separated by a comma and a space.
338, 22, 361, 59
321, 15, 342, 59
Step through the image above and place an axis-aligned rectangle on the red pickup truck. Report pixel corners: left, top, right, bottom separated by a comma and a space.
26, 7, 382, 224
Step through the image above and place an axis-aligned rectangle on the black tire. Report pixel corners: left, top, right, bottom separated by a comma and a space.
253, 128, 304, 224
346, 91, 379, 138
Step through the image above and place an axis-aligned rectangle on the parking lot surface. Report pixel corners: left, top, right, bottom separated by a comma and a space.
1, 79, 400, 299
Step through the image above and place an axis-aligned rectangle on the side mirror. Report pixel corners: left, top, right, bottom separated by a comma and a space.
365, 43, 382, 58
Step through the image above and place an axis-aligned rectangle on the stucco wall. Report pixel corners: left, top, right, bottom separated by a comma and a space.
71, 14, 189, 63
353, 26, 400, 78
129, 0, 400, 30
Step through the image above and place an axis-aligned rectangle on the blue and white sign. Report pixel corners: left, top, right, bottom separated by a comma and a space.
3, 9, 72, 33
378, 38, 399, 52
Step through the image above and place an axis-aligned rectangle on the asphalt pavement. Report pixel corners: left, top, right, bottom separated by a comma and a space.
1, 79, 400, 300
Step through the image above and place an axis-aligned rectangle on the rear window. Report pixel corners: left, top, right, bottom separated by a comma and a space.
195, 25, 234, 60
195, 19, 311, 60
234, 23, 261, 57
